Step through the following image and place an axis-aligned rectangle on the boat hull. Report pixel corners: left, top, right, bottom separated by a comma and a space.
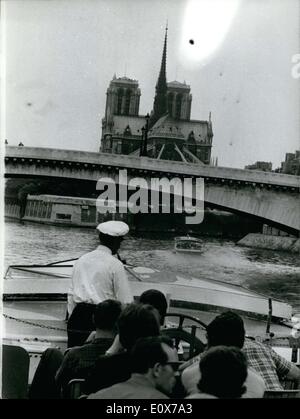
2, 263, 295, 386
3, 269, 292, 321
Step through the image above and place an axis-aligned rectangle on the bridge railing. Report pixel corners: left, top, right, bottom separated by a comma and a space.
4, 146, 300, 188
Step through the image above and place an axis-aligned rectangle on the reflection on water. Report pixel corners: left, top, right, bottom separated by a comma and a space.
4, 221, 300, 312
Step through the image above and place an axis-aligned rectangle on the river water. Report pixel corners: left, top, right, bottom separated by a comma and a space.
4, 221, 300, 313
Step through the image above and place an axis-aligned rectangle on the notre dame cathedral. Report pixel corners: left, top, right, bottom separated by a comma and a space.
100, 27, 213, 164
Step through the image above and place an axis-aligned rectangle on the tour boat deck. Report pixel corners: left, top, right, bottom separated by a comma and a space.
2, 260, 298, 385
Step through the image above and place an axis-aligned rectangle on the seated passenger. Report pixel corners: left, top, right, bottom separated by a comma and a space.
84, 302, 161, 395
209, 311, 300, 391
243, 336, 300, 390
181, 311, 266, 398
29, 347, 64, 399
186, 346, 248, 399
88, 336, 178, 399
29, 299, 121, 399
56, 299, 122, 396
139, 289, 168, 327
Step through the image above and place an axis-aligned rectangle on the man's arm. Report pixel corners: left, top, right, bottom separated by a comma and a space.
285, 364, 300, 388
67, 260, 79, 315
105, 334, 123, 355
272, 347, 300, 388
55, 349, 78, 396
67, 294, 76, 317
112, 262, 133, 304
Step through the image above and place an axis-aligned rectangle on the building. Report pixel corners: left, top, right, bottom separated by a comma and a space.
280, 151, 300, 175
5, 194, 130, 227
244, 161, 272, 172
5, 194, 262, 236
101, 27, 213, 164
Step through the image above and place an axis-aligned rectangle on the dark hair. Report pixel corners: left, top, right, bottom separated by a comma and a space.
139, 289, 168, 326
93, 299, 122, 331
130, 336, 174, 374
98, 232, 123, 253
198, 346, 248, 398
206, 311, 245, 349
117, 303, 160, 350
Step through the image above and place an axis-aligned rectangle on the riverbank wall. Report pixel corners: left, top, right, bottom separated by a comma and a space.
5, 194, 262, 238
237, 233, 300, 253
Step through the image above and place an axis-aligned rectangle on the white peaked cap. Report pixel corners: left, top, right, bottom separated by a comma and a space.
96, 220, 129, 237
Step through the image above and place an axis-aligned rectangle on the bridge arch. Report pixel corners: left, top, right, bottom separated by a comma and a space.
4, 146, 300, 235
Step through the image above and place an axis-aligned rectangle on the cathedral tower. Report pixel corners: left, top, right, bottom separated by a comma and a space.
104, 75, 141, 122
167, 81, 192, 120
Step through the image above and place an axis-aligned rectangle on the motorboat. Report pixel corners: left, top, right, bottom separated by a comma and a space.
2, 258, 299, 392
3, 258, 295, 334
174, 236, 205, 253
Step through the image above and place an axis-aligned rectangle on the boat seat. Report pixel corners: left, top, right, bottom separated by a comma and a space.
162, 312, 207, 360
2, 344, 30, 399
264, 389, 300, 398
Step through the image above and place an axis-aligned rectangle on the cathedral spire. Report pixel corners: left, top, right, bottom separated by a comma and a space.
149, 25, 168, 128
157, 23, 168, 88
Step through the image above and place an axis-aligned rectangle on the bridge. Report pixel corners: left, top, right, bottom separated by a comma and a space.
4, 146, 300, 234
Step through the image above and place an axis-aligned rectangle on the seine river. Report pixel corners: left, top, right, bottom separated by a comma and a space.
4, 221, 300, 313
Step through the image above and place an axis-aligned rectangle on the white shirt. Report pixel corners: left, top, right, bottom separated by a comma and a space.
67, 245, 133, 315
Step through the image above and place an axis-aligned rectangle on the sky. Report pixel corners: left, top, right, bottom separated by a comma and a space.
2, 0, 300, 169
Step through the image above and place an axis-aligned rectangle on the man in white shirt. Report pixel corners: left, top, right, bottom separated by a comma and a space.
67, 220, 133, 347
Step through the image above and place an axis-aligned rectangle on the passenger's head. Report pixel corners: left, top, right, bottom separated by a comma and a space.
198, 346, 248, 398
117, 303, 160, 351
93, 299, 122, 332
96, 221, 129, 254
130, 336, 179, 396
206, 311, 245, 349
139, 289, 168, 326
